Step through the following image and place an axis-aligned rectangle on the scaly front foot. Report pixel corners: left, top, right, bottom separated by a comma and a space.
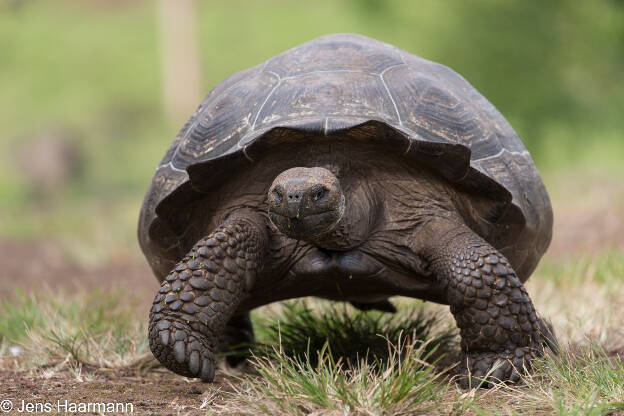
148, 214, 267, 381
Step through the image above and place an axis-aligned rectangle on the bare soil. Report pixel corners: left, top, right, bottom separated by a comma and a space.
0, 359, 237, 415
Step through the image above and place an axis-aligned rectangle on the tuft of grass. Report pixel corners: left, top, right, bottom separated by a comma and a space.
469, 345, 624, 415
226, 335, 450, 415
252, 300, 457, 368
0, 289, 151, 371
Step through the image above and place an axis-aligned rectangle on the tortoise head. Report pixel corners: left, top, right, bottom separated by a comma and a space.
268, 167, 345, 240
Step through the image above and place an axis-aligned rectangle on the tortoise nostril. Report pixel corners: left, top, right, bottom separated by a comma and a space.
287, 191, 303, 202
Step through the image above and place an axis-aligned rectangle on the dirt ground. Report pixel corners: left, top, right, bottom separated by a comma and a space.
1, 187, 623, 415
0, 359, 238, 415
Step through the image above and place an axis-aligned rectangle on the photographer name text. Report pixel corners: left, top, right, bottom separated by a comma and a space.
1, 399, 134, 413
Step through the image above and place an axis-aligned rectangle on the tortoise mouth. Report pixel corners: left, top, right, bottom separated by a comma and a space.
268, 209, 340, 239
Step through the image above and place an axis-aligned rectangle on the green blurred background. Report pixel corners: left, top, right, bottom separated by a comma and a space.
1, 0, 623, 264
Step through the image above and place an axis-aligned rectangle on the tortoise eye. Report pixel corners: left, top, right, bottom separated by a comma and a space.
313, 187, 327, 201
271, 188, 283, 203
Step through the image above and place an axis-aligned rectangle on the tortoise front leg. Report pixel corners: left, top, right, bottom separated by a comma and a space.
148, 213, 267, 381
422, 220, 557, 387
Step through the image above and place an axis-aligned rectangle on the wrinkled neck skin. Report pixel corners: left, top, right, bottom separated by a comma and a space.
306, 172, 381, 251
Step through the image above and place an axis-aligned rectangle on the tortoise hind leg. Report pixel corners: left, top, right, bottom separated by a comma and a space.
421, 219, 557, 387
148, 212, 267, 381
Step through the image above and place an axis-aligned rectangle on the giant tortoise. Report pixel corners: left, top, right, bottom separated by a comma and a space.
139, 33, 556, 385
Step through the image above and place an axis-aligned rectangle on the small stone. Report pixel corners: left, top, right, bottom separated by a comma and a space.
462, 269, 470, 276
477, 259, 484, 267
154, 294, 164, 303
463, 276, 472, 285
165, 294, 177, 304
488, 306, 500, 319
172, 281, 183, 292
175, 263, 186, 271
179, 271, 191, 281
187, 260, 200, 270
190, 277, 211, 290
228, 238, 238, 248
472, 279, 483, 289
166, 273, 176, 282
205, 238, 218, 247
214, 248, 226, 259
152, 303, 163, 313
224, 228, 234, 235
175, 331, 185, 341
159, 285, 170, 294
486, 255, 499, 265
173, 322, 184, 329
481, 264, 492, 274
483, 275, 495, 285
474, 299, 487, 310
193, 270, 203, 276
495, 278, 506, 290
198, 247, 210, 257
509, 303, 520, 314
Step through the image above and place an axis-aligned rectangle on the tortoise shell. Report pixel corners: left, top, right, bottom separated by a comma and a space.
139, 33, 552, 284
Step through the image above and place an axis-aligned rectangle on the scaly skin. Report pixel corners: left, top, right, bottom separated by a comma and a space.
425, 220, 555, 387
148, 215, 266, 381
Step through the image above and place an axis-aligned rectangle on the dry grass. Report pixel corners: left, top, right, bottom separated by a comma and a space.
1, 248, 623, 415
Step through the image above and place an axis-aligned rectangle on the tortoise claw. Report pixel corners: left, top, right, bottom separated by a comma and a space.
174, 340, 186, 363
200, 357, 215, 382
160, 330, 170, 347
189, 350, 200, 375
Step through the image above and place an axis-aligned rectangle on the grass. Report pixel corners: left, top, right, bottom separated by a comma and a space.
252, 300, 457, 367
1, 248, 622, 414
227, 337, 449, 415
0, 289, 152, 371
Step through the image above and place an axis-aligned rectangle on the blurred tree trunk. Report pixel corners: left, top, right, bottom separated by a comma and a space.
158, 0, 201, 125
